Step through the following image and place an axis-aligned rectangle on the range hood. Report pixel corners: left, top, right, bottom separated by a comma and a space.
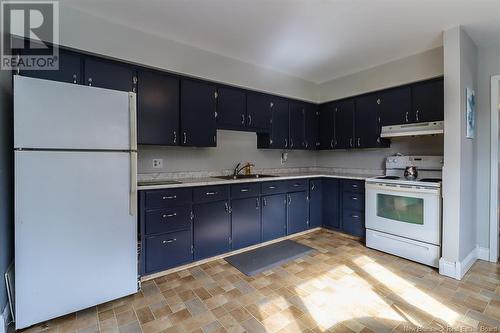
381, 121, 444, 138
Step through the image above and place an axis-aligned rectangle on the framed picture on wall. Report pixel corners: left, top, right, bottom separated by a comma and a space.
466, 88, 476, 139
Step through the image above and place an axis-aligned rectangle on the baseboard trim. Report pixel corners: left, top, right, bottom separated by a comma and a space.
0, 302, 10, 333
439, 246, 486, 280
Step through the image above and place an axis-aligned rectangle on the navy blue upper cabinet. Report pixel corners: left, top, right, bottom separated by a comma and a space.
261, 194, 287, 242
18, 48, 82, 84
334, 99, 355, 149
193, 201, 231, 260
216, 87, 247, 130
289, 102, 305, 150
180, 80, 217, 147
412, 79, 444, 123
231, 197, 261, 250
380, 86, 412, 126
319, 103, 335, 149
309, 179, 323, 228
247, 93, 272, 132
354, 93, 384, 148
258, 98, 289, 149
84, 57, 137, 92
287, 191, 309, 235
304, 104, 319, 150
323, 179, 340, 229
137, 70, 179, 146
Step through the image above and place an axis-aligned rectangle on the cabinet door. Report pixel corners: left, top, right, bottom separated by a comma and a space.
354, 93, 380, 148
145, 230, 192, 273
261, 194, 287, 242
231, 197, 261, 250
217, 87, 247, 130
380, 86, 411, 126
304, 104, 319, 150
334, 99, 355, 149
247, 93, 272, 132
193, 201, 231, 260
323, 179, 340, 229
319, 103, 335, 150
84, 57, 137, 92
19, 48, 82, 84
287, 191, 308, 235
309, 179, 323, 228
412, 79, 444, 123
181, 80, 217, 147
270, 98, 290, 149
289, 102, 305, 150
137, 70, 179, 145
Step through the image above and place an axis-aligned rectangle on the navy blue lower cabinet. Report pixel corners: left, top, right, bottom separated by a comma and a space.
308, 179, 323, 229
323, 179, 340, 229
145, 230, 192, 273
287, 191, 308, 235
231, 197, 261, 250
261, 194, 287, 242
193, 201, 231, 260
342, 210, 365, 237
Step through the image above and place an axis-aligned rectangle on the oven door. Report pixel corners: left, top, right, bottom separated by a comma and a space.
365, 182, 441, 245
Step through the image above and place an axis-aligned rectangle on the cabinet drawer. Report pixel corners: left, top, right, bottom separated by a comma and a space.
231, 183, 260, 199
261, 181, 286, 195
145, 230, 192, 273
193, 185, 229, 203
145, 188, 192, 209
342, 210, 365, 237
342, 179, 365, 193
343, 191, 365, 211
145, 205, 191, 235
287, 179, 308, 192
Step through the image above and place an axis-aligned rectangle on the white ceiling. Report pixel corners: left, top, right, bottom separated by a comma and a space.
61, 0, 500, 84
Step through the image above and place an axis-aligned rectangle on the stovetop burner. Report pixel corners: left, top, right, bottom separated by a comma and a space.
376, 176, 400, 180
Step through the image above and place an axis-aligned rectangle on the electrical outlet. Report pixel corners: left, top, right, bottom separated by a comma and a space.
152, 158, 163, 169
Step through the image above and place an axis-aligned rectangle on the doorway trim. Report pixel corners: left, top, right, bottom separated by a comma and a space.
490, 75, 500, 262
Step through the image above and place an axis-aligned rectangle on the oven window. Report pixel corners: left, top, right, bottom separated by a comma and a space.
376, 194, 424, 225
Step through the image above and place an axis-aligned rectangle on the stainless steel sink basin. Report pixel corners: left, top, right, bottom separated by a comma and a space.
213, 174, 276, 180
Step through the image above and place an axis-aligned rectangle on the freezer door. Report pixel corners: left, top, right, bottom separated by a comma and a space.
14, 76, 136, 150
15, 151, 138, 329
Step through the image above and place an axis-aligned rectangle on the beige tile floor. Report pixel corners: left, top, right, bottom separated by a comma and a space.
20, 230, 500, 333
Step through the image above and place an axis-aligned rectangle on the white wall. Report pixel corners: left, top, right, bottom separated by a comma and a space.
441, 26, 477, 273
318, 47, 444, 103
475, 43, 500, 251
59, 6, 318, 102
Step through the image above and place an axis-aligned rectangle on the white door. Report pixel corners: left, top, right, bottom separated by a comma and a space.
365, 182, 441, 245
15, 150, 138, 329
14, 76, 136, 150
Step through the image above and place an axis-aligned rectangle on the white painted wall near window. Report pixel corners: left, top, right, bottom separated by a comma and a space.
489, 76, 500, 262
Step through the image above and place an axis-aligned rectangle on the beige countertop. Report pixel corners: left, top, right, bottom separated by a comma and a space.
137, 171, 379, 190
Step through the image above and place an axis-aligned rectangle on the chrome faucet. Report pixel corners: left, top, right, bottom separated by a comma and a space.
233, 162, 255, 178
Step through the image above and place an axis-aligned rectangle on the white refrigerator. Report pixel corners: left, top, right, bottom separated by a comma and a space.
14, 76, 138, 329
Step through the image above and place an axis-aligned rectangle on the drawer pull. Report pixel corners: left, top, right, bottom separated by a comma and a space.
162, 213, 177, 218
351, 184, 359, 188
351, 215, 360, 219
240, 188, 250, 192
268, 186, 277, 189
162, 239, 177, 244
162, 195, 177, 200
293, 183, 301, 187
351, 196, 359, 200
206, 191, 218, 196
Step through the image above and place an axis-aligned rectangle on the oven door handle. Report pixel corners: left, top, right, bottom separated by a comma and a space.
366, 182, 440, 195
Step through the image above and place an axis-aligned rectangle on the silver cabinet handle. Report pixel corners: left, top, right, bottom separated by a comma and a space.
132, 76, 138, 93
162, 213, 177, 218
173, 131, 177, 144
377, 98, 381, 105
162, 195, 177, 200
293, 183, 301, 187
290, 139, 294, 148
255, 198, 260, 209
248, 114, 252, 126
357, 138, 361, 147
351, 184, 358, 188
405, 111, 409, 123
72, 74, 77, 84
183, 132, 187, 144
416, 109, 420, 121
284, 138, 288, 148
268, 186, 277, 189
162, 239, 177, 244
241, 114, 245, 125
224, 202, 232, 213
349, 138, 353, 147
288, 195, 292, 205
311, 183, 315, 191
206, 191, 217, 196
351, 196, 359, 200
304, 141, 308, 148
351, 215, 360, 219
263, 198, 267, 206
270, 102, 274, 108
87, 77, 92, 86
240, 188, 249, 192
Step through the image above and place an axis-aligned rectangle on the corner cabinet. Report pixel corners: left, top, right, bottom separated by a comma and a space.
180, 80, 217, 147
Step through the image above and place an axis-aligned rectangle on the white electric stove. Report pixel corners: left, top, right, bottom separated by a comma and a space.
365, 156, 443, 267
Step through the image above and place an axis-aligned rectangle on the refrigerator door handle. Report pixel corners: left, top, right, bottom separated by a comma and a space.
130, 151, 137, 216
129, 92, 137, 151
